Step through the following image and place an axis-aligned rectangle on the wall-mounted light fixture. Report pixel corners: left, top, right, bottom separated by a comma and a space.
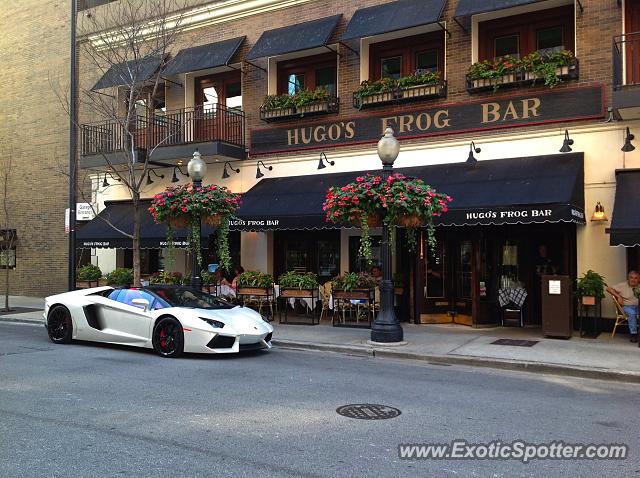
621, 127, 636, 152
145, 169, 165, 186
222, 161, 240, 179
591, 202, 608, 222
102, 172, 121, 187
466, 141, 481, 164
171, 166, 189, 183
559, 130, 574, 153
256, 160, 273, 179
317, 152, 335, 170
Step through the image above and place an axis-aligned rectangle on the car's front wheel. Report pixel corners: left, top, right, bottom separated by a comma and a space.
47, 305, 73, 344
152, 317, 184, 358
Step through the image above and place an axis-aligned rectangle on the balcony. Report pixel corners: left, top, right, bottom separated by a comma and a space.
259, 95, 339, 123
80, 104, 246, 167
353, 81, 447, 110
613, 33, 640, 120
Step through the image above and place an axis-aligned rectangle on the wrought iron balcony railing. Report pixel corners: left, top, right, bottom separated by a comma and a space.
81, 104, 245, 157
353, 80, 447, 110
613, 32, 640, 90
259, 95, 339, 122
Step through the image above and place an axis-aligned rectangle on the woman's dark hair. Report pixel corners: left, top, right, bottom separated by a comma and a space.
235, 266, 245, 276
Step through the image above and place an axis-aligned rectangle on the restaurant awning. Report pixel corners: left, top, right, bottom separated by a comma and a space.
232, 153, 585, 231
340, 0, 446, 41
609, 169, 640, 247
163, 37, 245, 76
454, 0, 550, 21
76, 200, 215, 249
91, 56, 164, 91
245, 15, 342, 60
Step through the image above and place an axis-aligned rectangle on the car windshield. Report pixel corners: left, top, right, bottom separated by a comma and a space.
145, 287, 233, 310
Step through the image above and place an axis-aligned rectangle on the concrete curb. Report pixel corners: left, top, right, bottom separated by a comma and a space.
272, 339, 640, 384
0, 317, 44, 326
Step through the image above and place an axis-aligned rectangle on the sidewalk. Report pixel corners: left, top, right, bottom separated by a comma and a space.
3, 296, 639, 383
0, 295, 45, 323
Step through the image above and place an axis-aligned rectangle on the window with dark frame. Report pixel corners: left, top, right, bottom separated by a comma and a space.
369, 31, 444, 81
478, 5, 574, 61
277, 53, 337, 96
0, 229, 17, 270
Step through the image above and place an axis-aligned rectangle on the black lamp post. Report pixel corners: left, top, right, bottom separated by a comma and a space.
371, 128, 404, 343
187, 150, 207, 290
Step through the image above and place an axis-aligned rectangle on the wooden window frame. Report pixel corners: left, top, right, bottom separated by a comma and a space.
277, 53, 337, 95
194, 71, 242, 107
478, 5, 574, 61
369, 32, 444, 81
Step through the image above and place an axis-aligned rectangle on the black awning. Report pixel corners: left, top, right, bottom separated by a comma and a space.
454, 0, 549, 20
245, 15, 341, 60
232, 153, 585, 231
609, 169, 640, 247
341, 0, 446, 41
163, 37, 245, 76
91, 56, 163, 91
76, 200, 215, 249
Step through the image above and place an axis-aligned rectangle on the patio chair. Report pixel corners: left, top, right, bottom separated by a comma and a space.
319, 281, 332, 321
608, 292, 629, 338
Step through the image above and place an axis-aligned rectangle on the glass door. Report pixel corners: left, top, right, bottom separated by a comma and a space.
452, 240, 473, 325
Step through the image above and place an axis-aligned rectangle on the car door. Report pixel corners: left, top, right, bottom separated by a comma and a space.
93, 289, 154, 345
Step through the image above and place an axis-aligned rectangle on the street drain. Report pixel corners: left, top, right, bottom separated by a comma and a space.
491, 339, 539, 347
336, 404, 401, 420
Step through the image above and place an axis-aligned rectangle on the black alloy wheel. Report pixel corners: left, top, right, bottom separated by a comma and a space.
152, 317, 184, 358
47, 305, 73, 344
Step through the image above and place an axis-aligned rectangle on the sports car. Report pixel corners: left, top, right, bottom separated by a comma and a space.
44, 285, 273, 357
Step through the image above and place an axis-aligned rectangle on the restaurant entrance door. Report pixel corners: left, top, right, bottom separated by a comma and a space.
422, 232, 475, 325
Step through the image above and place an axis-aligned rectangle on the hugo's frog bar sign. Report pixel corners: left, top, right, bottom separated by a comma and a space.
250, 86, 603, 155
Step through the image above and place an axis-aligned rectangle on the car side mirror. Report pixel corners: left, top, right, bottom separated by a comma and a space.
131, 298, 150, 311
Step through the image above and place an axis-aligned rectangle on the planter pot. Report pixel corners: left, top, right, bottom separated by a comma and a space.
169, 216, 189, 229
333, 289, 372, 300
263, 107, 294, 119
280, 288, 316, 298
581, 296, 596, 306
525, 66, 572, 81
76, 280, 99, 289
360, 91, 394, 105
351, 213, 383, 228
237, 286, 272, 296
397, 214, 424, 228
401, 84, 438, 98
472, 74, 515, 89
297, 102, 329, 115
202, 214, 222, 227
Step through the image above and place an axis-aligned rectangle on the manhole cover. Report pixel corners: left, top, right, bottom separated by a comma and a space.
336, 404, 401, 420
491, 339, 539, 347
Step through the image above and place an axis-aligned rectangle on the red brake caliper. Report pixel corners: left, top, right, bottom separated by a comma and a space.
160, 329, 166, 348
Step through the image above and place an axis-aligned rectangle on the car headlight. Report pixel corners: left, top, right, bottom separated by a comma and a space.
199, 317, 225, 329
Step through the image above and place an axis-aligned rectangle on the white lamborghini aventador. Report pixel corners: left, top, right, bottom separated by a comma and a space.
44, 286, 273, 357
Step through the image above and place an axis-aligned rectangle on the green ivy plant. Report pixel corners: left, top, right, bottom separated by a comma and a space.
278, 271, 319, 290
236, 271, 274, 289
77, 264, 102, 281
260, 94, 295, 110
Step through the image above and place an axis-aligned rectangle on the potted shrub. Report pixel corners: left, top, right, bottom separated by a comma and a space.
76, 264, 102, 289
149, 271, 183, 285
105, 268, 134, 287
467, 56, 519, 91
236, 270, 274, 295
260, 94, 295, 119
354, 77, 397, 108
332, 272, 377, 300
397, 71, 442, 98
279, 271, 319, 298
294, 87, 332, 115
576, 270, 606, 306
201, 270, 218, 294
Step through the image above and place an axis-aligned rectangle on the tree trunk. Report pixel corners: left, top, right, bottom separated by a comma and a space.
4, 262, 9, 312
132, 193, 142, 287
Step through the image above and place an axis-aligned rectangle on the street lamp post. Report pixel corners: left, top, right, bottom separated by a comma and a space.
371, 128, 404, 343
187, 150, 207, 290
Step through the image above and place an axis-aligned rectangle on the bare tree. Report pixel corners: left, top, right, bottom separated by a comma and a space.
0, 144, 17, 311
70, 0, 188, 285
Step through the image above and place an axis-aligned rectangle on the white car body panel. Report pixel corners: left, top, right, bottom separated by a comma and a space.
44, 286, 273, 355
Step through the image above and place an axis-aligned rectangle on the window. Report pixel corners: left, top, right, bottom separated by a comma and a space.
225, 82, 242, 110
274, 231, 340, 282
195, 72, 242, 112
478, 5, 574, 61
370, 32, 444, 81
494, 34, 520, 58
0, 230, 16, 270
277, 53, 337, 96
349, 236, 382, 273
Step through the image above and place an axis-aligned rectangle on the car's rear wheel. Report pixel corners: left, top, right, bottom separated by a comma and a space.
152, 317, 184, 358
47, 305, 73, 344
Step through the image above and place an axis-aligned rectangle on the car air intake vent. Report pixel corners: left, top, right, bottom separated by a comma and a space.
207, 335, 236, 349
265, 333, 272, 342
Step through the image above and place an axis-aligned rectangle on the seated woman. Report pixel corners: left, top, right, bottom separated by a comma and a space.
221, 266, 244, 291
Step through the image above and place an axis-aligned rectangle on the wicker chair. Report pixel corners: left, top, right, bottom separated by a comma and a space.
608, 292, 629, 338
319, 281, 332, 321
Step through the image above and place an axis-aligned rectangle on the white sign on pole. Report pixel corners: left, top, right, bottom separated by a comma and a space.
65, 208, 70, 234
76, 203, 95, 221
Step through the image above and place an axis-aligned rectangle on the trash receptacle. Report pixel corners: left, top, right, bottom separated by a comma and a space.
541, 275, 572, 339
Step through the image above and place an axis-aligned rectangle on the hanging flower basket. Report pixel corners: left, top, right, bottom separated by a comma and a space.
351, 213, 383, 228
202, 214, 222, 227
169, 216, 189, 229
397, 214, 424, 228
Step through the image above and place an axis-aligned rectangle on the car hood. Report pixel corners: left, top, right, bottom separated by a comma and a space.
193, 306, 272, 335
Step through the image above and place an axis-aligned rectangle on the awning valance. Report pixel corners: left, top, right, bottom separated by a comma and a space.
454, 0, 550, 20
163, 37, 245, 76
341, 0, 446, 41
232, 153, 585, 231
91, 56, 163, 91
245, 15, 341, 61
76, 200, 215, 249
609, 169, 640, 247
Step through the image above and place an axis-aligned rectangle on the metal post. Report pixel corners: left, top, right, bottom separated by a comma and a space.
68, 0, 78, 291
190, 178, 202, 291
371, 162, 404, 343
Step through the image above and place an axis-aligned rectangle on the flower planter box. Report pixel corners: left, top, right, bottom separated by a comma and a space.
400, 84, 439, 98
261, 107, 295, 120
280, 288, 317, 298
332, 289, 372, 300
525, 65, 574, 81
581, 296, 596, 306
360, 91, 395, 106
237, 286, 272, 296
76, 280, 99, 289
471, 74, 515, 89
297, 101, 331, 115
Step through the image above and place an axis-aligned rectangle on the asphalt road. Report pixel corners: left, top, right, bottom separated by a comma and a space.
0, 321, 638, 478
